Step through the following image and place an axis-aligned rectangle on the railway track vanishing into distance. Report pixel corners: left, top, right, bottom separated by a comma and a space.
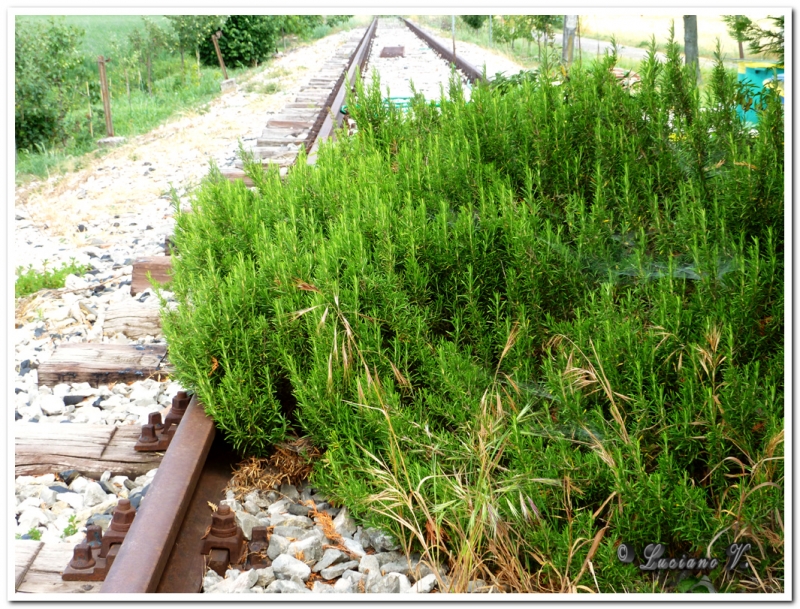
15, 17, 495, 595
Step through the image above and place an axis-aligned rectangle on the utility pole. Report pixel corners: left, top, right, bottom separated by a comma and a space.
489, 15, 493, 48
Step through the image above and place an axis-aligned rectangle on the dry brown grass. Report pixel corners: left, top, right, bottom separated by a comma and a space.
227, 436, 321, 500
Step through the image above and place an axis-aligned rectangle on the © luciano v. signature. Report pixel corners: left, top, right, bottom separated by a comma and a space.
617, 542, 752, 572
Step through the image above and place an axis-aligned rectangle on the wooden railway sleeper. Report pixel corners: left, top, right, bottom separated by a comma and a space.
62, 499, 136, 581
135, 391, 190, 452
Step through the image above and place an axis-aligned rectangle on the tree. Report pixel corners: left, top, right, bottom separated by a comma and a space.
460, 15, 487, 30
127, 18, 173, 95
15, 17, 87, 150
683, 15, 700, 83
721, 15, 752, 59
744, 15, 784, 63
199, 15, 281, 68
532, 16, 561, 60
166, 15, 227, 72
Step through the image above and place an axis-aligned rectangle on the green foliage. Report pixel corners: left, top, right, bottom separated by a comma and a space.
721, 15, 753, 43
25, 527, 42, 541
15, 17, 87, 150
744, 15, 784, 63
165, 15, 226, 59
199, 15, 279, 68
62, 515, 78, 539
165, 43, 783, 593
197, 15, 352, 68
486, 68, 539, 93
491, 15, 563, 61
460, 15, 488, 30
15, 259, 89, 298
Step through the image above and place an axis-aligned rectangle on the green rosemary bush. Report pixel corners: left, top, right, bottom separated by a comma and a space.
163, 32, 783, 593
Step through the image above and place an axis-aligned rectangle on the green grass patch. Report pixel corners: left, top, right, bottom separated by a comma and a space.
15, 15, 170, 57
15, 259, 89, 298
163, 33, 783, 594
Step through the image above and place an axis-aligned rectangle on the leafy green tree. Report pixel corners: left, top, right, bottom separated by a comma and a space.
721, 15, 753, 59
166, 15, 227, 71
744, 15, 784, 63
460, 15, 488, 30
141, 17, 174, 94
15, 17, 86, 150
199, 15, 281, 68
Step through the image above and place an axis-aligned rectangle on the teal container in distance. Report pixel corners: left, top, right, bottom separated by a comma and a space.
737, 61, 784, 125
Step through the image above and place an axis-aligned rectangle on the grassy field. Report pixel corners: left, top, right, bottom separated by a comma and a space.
15, 15, 170, 57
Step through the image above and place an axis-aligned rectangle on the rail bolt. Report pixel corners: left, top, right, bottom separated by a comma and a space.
248, 526, 270, 569
109, 499, 136, 532
69, 542, 96, 570
172, 391, 190, 413
210, 505, 238, 538
147, 411, 163, 431
137, 424, 158, 444
85, 525, 103, 549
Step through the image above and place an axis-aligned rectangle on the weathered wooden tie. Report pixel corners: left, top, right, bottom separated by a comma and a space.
16, 542, 102, 594
103, 301, 162, 339
15, 423, 163, 478
130, 256, 172, 296
37, 343, 168, 387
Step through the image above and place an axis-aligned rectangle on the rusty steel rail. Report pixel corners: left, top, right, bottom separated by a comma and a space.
402, 18, 484, 84
100, 395, 232, 593
306, 17, 378, 164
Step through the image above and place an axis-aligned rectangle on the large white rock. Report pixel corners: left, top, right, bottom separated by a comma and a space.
272, 554, 311, 582
39, 395, 65, 416
256, 567, 275, 588
333, 506, 357, 537
287, 536, 323, 565
56, 492, 85, 511
83, 481, 110, 508
267, 534, 290, 560
39, 487, 59, 508
64, 273, 90, 290
69, 476, 90, 493
17, 506, 49, 532
411, 573, 439, 593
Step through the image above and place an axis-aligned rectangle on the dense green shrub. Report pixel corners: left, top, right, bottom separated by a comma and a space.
198, 15, 353, 69
198, 15, 280, 68
15, 17, 87, 151
163, 34, 783, 593
460, 15, 488, 30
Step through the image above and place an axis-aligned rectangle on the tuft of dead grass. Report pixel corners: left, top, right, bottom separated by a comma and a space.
227, 436, 321, 500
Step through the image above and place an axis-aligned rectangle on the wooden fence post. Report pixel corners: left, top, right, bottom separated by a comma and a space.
211, 32, 228, 80
97, 56, 114, 137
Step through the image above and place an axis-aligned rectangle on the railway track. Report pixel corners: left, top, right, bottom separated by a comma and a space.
15, 17, 499, 595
